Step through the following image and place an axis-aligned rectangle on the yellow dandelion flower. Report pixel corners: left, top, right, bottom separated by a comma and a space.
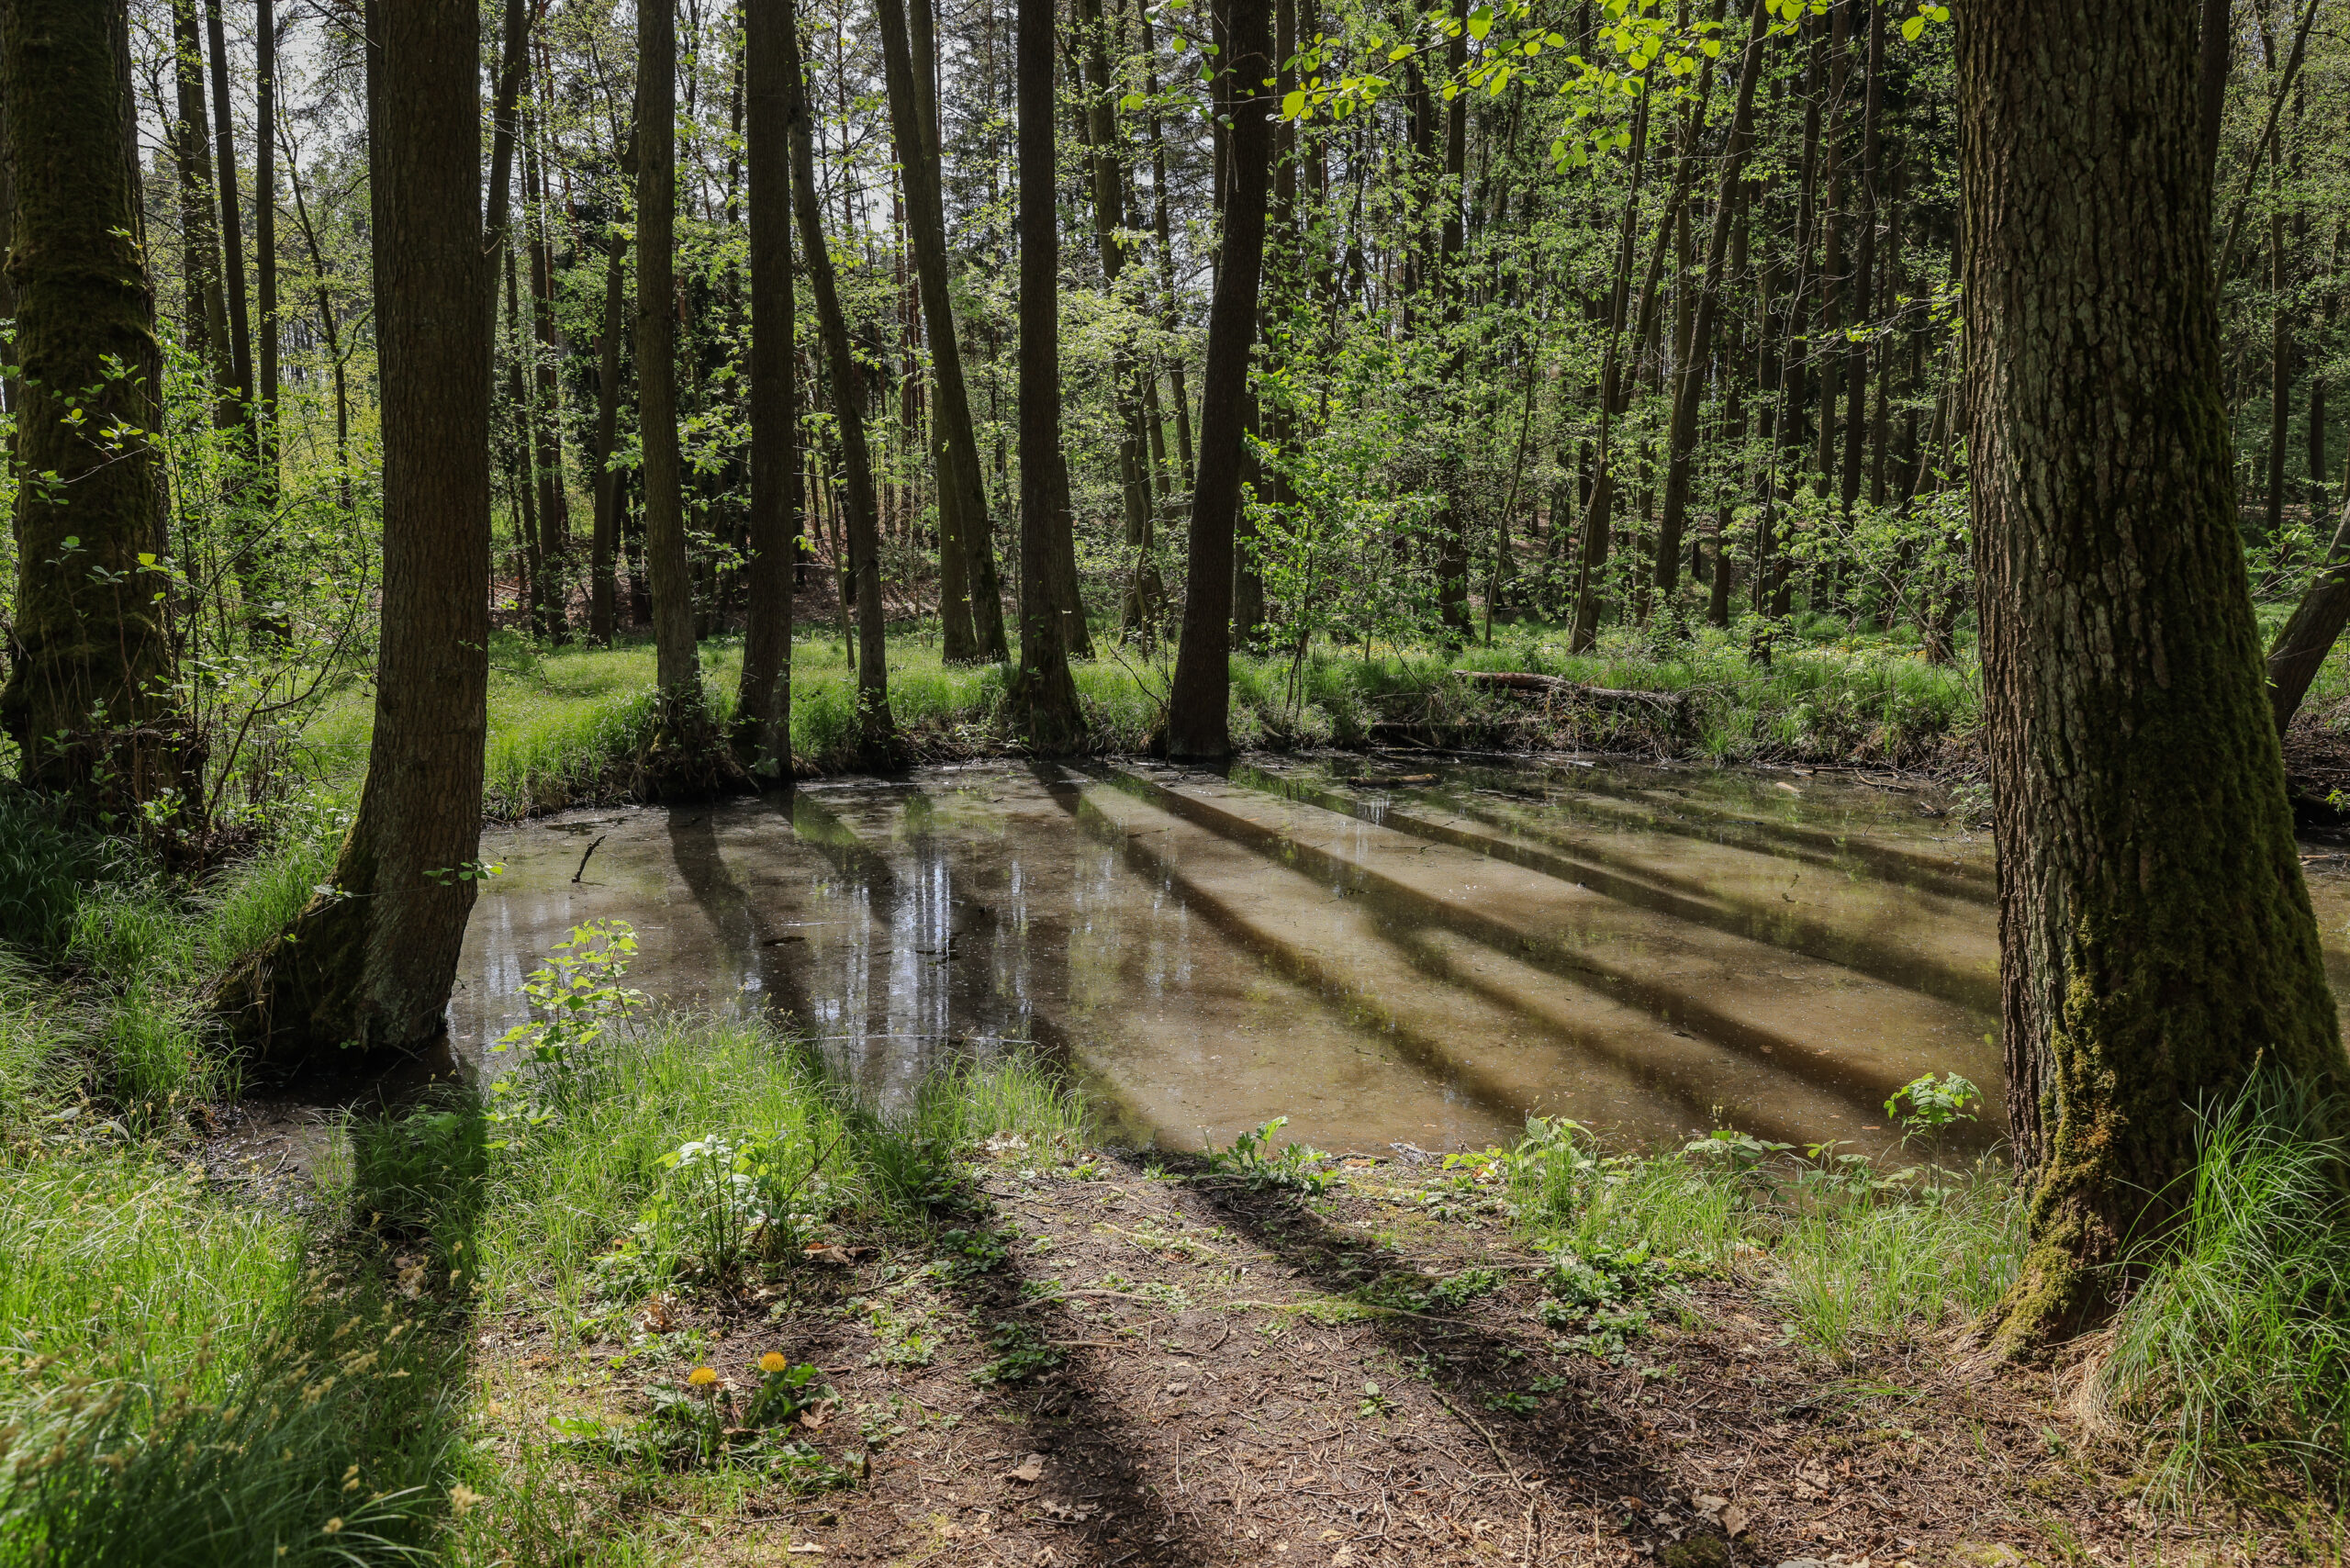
759, 1352, 789, 1373
688, 1366, 718, 1387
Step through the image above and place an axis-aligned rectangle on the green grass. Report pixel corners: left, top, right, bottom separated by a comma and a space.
2087, 1081, 2350, 1506
302, 618, 1983, 828
1500, 1116, 2025, 1363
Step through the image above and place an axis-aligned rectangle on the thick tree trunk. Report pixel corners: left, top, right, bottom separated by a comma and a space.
0, 0, 180, 812
636, 0, 700, 695
216, 0, 487, 1066
1005, 0, 1086, 751
736, 0, 795, 779
1164, 0, 1271, 761
1961, 0, 2346, 1352
786, 0, 893, 757
876, 0, 1007, 662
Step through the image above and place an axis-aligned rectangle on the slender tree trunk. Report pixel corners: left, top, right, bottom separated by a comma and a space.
505, 240, 543, 635
1005, 0, 1086, 750
218, 0, 488, 1066
1839, 0, 1882, 514
1431, 0, 1472, 639
2267, 206, 2289, 539
253, 0, 278, 502
1656, 0, 1769, 610
1165, 0, 1271, 760
1568, 89, 1652, 652
204, 0, 252, 432
875, 0, 1006, 662
786, 0, 892, 756
1137, 1, 1192, 488
1960, 0, 2346, 1353
637, 0, 699, 695
524, 100, 569, 641
0, 0, 180, 812
736, 0, 795, 778
589, 196, 628, 644
171, 1, 228, 386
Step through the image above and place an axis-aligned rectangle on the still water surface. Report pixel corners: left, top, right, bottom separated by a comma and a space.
448, 756, 2047, 1156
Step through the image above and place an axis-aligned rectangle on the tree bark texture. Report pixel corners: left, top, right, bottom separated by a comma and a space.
636, 0, 700, 695
1164, 0, 1271, 760
0, 0, 179, 809
170, 1, 228, 387
1960, 0, 2345, 1351
254, 0, 278, 499
737, 0, 795, 779
1006, 0, 1085, 751
217, 0, 487, 1065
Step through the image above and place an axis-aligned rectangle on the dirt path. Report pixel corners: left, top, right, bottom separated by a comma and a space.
470, 1148, 2277, 1566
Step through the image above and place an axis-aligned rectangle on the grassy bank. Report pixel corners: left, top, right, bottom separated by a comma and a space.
294, 619, 1984, 824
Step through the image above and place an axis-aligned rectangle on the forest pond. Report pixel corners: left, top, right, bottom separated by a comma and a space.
450, 756, 2086, 1158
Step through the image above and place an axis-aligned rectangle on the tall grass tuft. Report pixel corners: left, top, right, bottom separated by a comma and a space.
2088, 1081, 2350, 1506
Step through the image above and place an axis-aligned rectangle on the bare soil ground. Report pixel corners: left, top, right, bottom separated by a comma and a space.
473, 1149, 2304, 1567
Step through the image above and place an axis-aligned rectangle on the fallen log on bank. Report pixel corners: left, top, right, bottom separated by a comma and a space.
1458, 669, 1689, 715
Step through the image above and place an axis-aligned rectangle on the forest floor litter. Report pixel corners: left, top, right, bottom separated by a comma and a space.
467, 1143, 2303, 1566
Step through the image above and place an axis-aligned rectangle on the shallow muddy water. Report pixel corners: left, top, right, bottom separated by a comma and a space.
448, 756, 2045, 1158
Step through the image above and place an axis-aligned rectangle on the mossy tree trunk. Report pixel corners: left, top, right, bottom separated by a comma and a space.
0, 0, 184, 816
735, 0, 795, 781
1959, 0, 2348, 1353
214, 0, 487, 1067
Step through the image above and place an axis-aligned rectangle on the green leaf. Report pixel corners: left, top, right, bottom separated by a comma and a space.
1281, 87, 1307, 118
1119, 90, 1147, 110
1900, 14, 1923, 39
1387, 43, 1412, 60
1467, 6, 1493, 39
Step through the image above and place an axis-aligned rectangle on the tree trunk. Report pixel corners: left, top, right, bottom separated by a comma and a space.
253, 0, 278, 502
171, 1, 228, 387
876, 0, 1007, 662
0, 0, 181, 813
636, 0, 700, 695
204, 0, 253, 434
1164, 0, 1271, 761
1568, 89, 1652, 652
1005, 0, 1087, 750
217, 0, 488, 1066
1839, 0, 1883, 515
2267, 207, 2289, 539
1431, 0, 1472, 640
1960, 0, 2346, 1353
786, 0, 893, 756
736, 0, 795, 779
504, 241, 543, 636
1655, 0, 1770, 610
587, 225, 627, 644
524, 100, 569, 641
2266, 503, 2350, 734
